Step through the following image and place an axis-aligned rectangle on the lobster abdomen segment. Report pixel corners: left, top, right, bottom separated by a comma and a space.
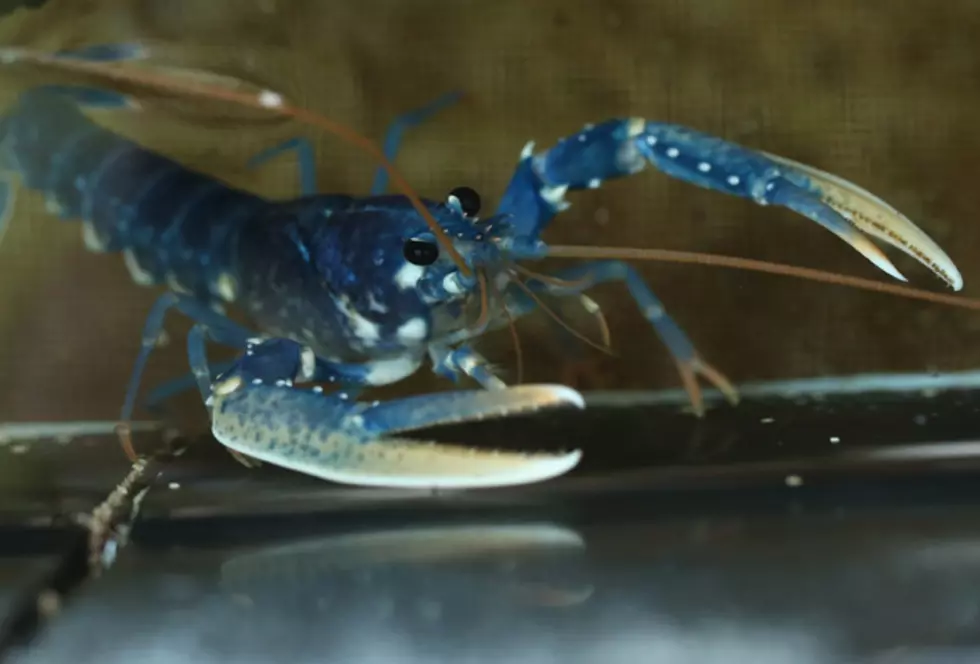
0, 88, 268, 301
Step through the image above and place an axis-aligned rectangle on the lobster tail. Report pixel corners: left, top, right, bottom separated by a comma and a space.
0, 87, 268, 303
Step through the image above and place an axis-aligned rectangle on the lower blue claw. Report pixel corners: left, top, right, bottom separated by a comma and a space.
210, 379, 584, 489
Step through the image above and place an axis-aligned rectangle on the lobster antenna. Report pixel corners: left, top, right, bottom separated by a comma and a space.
0, 46, 473, 277
547, 245, 980, 312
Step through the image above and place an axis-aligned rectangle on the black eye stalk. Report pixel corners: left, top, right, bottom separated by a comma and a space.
447, 186, 481, 219
403, 238, 440, 266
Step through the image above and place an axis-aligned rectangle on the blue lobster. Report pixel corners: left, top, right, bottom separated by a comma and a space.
0, 44, 962, 489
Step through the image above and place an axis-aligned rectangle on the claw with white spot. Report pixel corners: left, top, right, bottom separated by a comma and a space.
496, 118, 962, 290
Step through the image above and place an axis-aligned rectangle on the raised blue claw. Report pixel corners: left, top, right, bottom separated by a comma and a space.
496, 118, 962, 291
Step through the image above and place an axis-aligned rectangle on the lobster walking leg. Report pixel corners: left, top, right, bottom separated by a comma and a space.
368, 91, 463, 194
141, 359, 238, 413
245, 91, 462, 196
247, 137, 319, 196
429, 345, 508, 390
510, 261, 739, 414
185, 324, 222, 403
120, 292, 256, 426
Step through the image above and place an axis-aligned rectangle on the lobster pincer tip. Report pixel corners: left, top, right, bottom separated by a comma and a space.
764, 151, 962, 291
847, 232, 909, 284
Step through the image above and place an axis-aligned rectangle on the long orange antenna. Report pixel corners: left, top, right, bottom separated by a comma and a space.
547, 244, 980, 311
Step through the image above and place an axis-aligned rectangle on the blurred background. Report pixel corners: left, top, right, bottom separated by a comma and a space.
1, 0, 979, 430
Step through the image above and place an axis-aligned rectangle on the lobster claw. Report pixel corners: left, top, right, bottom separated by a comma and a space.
497, 118, 962, 291
210, 381, 584, 489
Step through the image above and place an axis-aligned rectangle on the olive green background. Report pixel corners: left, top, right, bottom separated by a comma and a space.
1, 0, 978, 428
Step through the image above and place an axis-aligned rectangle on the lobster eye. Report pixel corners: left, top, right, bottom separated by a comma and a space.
447, 186, 481, 218
403, 238, 440, 266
